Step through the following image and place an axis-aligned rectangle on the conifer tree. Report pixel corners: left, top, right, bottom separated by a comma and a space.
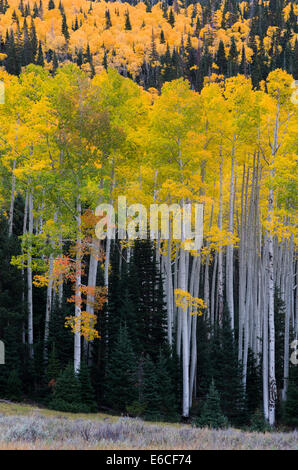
193, 381, 228, 429
36, 41, 44, 66
103, 325, 137, 413
124, 10, 132, 31
49, 363, 89, 413
283, 364, 298, 428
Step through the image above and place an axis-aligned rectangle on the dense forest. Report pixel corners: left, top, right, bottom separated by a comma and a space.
0, 0, 297, 432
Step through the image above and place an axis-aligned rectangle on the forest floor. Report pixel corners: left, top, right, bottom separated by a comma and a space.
0, 401, 297, 450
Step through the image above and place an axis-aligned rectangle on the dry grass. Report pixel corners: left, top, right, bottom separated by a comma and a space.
0, 401, 297, 450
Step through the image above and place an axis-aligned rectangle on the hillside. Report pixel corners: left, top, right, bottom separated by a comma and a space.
0, 0, 297, 89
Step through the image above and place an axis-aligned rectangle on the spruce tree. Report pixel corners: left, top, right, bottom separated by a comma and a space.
36, 41, 44, 66
78, 362, 97, 412
193, 381, 228, 429
61, 13, 69, 40
103, 325, 137, 413
168, 8, 175, 28
49, 363, 88, 413
283, 364, 298, 428
124, 10, 132, 31
211, 314, 248, 427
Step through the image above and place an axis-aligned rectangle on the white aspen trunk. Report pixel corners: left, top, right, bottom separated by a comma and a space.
27, 191, 34, 359
104, 237, 111, 289
58, 230, 63, 308
44, 252, 54, 361
179, 245, 190, 418
21, 192, 29, 345
189, 256, 200, 406
210, 251, 218, 325
166, 236, 174, 346
217, 137, 224, 323
43, 213, 57, 361
263, 241, 269, 421
267, 101, 280, 426
74, 197, 82, 374
226, 150, 235, 329
281, 236, 292, 401
8, 159, 16, 237
84, 238, 100, 360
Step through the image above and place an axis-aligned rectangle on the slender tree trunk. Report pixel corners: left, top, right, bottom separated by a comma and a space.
74, 197, 82, 373
8, 159, 16, 237
27, 191, 34, 359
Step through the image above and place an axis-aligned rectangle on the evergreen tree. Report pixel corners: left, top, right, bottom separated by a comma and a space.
61, 13, 69, 40
49, 363, 89, 413
105, 9, 112, 29
168, 8, 175, 28
78, 362, 97, 412
283, 363, 298, 428
36, 41, 44, 66
103, 325, 137, 413
216, 40, 227, 76
124, 10, 132, 30
193, 381, 228, 429
211, 314, 248, 427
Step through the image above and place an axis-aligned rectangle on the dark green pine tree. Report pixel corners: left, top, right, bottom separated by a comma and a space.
52, 51, 58, 73
196, 314, 213, 405
46, 343, 61, 384
193, 380, 228, 429
160, 29, 165, 44
30, 18, 38, 60
4, 30, 21, 75
216, 40, 227, 76
155, 350, 178, 420
142, 354, 162, 420
227, 36, 238, 77
239, 44, 247, 76
168, 8, 175, 28
6, 370, 22, 401
103, 325, 137, 413
21, 17, 33, 65
76, 48, 83, 67
32, 1, 39, 17
211, 313, 248, 427
49, 363, 89, 413
0, 209, 24, 397
36, 41, 44, 66
48, 0, 55, 10
61, 13, 69, 40
245, 348, 263, 419
73, 16, 79, 31
283, 362, 298, 428
105, 9, 112, 29
78, 361, 97, 412
293, 40, 298, 79
48, 299, 74, 369
161, 43, 176, 82
129, 239, 167, 360
124, 10, 132, 31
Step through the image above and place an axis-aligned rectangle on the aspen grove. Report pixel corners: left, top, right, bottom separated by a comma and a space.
0, 0, 297, 431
